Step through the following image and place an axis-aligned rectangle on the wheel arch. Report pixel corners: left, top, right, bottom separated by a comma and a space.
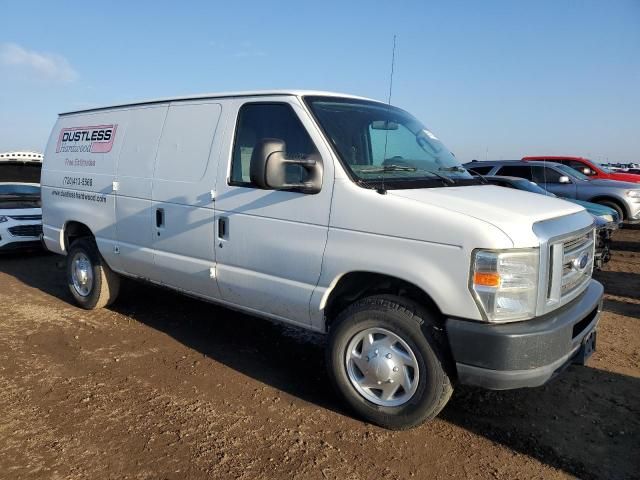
63, 220, 94, 251
322, 271, 445, 332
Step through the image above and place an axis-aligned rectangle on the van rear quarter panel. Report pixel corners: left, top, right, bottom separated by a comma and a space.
42, 111, 126, 261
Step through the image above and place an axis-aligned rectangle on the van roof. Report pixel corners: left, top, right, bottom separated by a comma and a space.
61, 90, 379, 115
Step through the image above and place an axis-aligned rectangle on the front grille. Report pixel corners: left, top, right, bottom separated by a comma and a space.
547, 229, 594, 306
563, 235, 590, 252
560, 231, 594, 297
8, 214, 42, 221
8, 224, 42, 237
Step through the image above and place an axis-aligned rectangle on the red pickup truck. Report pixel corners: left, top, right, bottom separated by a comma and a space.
522, 156, 640, 183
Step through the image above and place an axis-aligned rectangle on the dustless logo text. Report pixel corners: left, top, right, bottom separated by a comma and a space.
56, 124, 118, 153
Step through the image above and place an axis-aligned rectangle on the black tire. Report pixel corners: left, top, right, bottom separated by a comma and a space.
66, 237, 120, 309
596, 200, 625, 221
327, 295, 453, 430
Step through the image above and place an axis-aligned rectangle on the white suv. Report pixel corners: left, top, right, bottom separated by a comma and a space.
41, 91, 603, 429
0, 152, 43, 251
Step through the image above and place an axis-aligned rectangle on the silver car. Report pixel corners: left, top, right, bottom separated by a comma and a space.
465, 160, 640, 223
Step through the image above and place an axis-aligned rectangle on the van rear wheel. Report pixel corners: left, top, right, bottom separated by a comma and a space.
327, 295, 453, 430
66, 237, 120, 309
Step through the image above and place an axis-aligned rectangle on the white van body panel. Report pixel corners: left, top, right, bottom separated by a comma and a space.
308, 179, 592, 327
113, 104, 168, 277
310, 179, 513, 325
388, 186, 585, 247
41, 110, 122, 264
60, 90, 375, 116
213, 96, 335, 326
151, 100, 223, 298
42, 90, 595, 334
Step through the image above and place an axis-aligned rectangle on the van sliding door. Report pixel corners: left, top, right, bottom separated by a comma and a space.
151, 101, 222, 299
114, 105, 168, 279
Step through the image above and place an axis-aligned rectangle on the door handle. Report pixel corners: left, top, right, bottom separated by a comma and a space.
156, 208, 164, 228
218, 217, 227, 239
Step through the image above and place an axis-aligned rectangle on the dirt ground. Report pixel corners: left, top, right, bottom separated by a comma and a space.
0, 228, 638, 480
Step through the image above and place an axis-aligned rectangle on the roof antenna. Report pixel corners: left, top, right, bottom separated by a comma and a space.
387, 34, 397, 105
379, 34, 397, 195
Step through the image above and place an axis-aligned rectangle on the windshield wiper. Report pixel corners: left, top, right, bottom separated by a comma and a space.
425, 170, 455, 185
438, 166, 466, 173
359, 164, 418, 173
440, 165, 490, 184
358, 165, 456, 186
465, 168, 490, 184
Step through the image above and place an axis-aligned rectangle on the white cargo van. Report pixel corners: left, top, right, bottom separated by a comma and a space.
42, 91, 603, 429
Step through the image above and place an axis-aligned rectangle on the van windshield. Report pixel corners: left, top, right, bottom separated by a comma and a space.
305, 96, 476, 188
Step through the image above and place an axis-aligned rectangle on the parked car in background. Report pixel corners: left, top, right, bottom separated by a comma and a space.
0, 151, 43, 251
523, 156, 640, 184
464, 160, 640, 223
469, 174, 618, 268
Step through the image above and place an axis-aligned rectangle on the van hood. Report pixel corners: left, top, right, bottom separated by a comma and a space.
388, 185, 588, 245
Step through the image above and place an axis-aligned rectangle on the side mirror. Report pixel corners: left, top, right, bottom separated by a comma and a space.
558, 175, 571, 184
250, 138, 323, 194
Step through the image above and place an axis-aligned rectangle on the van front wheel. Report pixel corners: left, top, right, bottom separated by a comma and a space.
66, 237, 120, 309
327, 295, 453, 430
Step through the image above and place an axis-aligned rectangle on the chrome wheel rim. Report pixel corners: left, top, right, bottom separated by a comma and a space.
71, 252, 93, 297
345, 327, 420, 407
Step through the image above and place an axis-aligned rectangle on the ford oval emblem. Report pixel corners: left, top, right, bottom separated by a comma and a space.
573, 253, 589, 271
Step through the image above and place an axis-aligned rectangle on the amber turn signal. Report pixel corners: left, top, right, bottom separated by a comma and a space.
473, 272, 501, 287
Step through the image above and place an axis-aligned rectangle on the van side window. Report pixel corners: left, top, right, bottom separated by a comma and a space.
230, 103, 318, 186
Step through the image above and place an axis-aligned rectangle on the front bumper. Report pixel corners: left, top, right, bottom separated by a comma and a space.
446, 279, 604, 390
0, 222, 43, 251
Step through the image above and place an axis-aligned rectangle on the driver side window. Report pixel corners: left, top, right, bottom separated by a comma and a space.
230, 103, 318, 186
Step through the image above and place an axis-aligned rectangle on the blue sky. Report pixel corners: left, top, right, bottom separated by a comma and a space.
1, 0, 638, 163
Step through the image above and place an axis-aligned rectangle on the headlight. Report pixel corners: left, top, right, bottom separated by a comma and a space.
627, 190, 640, 198
601, 214, 613, 223
470, 248, 539, 323
0, 216, 8, 223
